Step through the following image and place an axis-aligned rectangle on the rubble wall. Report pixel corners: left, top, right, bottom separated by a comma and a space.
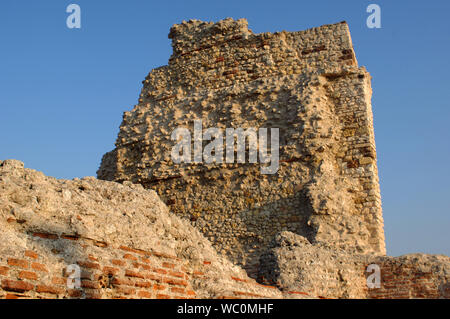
259, 232, 449, 299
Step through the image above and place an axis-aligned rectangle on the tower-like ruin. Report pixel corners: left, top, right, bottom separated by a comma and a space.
98, 18, 386, 277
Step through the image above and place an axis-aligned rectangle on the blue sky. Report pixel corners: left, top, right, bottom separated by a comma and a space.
1, 0, 449, 257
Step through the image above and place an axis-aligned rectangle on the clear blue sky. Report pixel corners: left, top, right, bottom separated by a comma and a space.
1, 0, 449, 257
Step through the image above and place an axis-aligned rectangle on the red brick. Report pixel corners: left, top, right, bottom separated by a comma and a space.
0, 266, 9, 276
135, 280, 152, 288
24, 250, 38, 259
119, 245, 137, 253
36, 285, 64, 295
102, 266, 120, 275
254, 282, 277, 289
94, 241, 108, 248
77, 261, 100, 270
81, 280, 99, 289
162, 277, 187, 287
125, 269, 145, 279
152, 251, 177, 260
119, 246, 146, 255
171, 287, 185, 294
111, 259, 126, 266
141, 264, 152, 271
231, 276, 248, 283
68, 289, 83, 298
88, 254, 98, 262
80, 270, 93, 280
145, 273, 162, 282
169, 270, 185, 278
186, 290, 196, 296
203, 260, 211, 265
123, 254, 138, 261
51, 277, 66, 285
2, 279, 34, 292
138, 291, 152, 298
5, 293, 21, 299
153, 284, 166, 291
61, 234, 80, 241
140, 257, 151, 264
85, 291, 102, 299
7, 258, 29, 269
115, 285, 135, 295
31, 262, 48, 272
32, 232, 58, 240
156, 294, 170, 299
19, 271, 38, 280
153, 268, 167, 275
109, 277, 130, 286
162, 262, 175, 269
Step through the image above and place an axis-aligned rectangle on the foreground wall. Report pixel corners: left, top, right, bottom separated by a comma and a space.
98, 18, 386, 276
367, 255, 450, 299
1, 160, 448, 299
259, 232, 449, 299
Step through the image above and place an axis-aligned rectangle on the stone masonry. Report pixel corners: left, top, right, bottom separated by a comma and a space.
98, 18, 386, 277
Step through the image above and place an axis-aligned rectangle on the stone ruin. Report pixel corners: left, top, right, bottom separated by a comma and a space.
0, 19, 448, 299
98, 18, 385, 276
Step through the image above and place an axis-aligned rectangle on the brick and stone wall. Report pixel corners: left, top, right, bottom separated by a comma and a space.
98, 18, 385, 276
1, 160, 448, 299
366, 255, 450, 299
0, 159, 302, 299
0, 236, 286, 299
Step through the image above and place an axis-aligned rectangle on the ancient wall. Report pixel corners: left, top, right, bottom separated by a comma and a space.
98, 18, 385, 276
0, 159, 319, 299
1, 160, 448, 299
259, 232, 450, 299
1, 19, 448, 300
366, 255, 450, 299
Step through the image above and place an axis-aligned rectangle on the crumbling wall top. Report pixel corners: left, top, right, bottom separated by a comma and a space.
168, 18, 251, 55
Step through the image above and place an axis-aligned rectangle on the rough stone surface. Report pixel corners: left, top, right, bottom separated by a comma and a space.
0, 160, 289, 299
1, 160, 446, 299
259, 231, 369, 298
98, 18, 386, 276
259, 231, 449, 299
